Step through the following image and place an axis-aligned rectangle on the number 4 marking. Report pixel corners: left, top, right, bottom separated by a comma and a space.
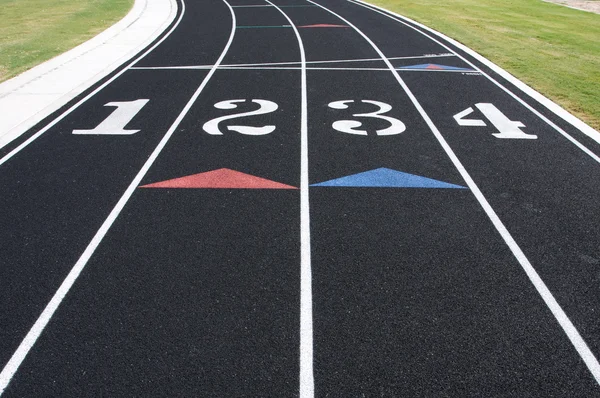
454, 103, 537, 140
73, 99, 149, 135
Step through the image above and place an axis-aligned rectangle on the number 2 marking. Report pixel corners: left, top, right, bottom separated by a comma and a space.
202, 99, 278, 135
328, 100, 406, 136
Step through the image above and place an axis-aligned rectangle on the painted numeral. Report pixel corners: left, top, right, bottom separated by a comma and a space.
73, 99, 149, 135
454, 103, 537, 139
203, 99, 278, 135
328, 100, 406, 136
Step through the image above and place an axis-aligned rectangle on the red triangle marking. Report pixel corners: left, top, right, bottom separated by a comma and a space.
140, 168, 298, 189
297, 24, 348, 28
425, 64, 444, 70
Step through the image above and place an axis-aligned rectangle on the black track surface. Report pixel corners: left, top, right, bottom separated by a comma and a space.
2, 0, 600, 396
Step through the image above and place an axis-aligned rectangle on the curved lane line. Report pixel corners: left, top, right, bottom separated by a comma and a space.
0, 0, 183, 167
0, 0, 237, 393
307, 0, 600, 388
263, 1, 314, 396
348, 0, 600, 163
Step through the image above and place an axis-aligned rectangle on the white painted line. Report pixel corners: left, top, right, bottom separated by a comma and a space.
130, 53, 456, 69
232, 4, 272, 6
263, 1, 313, 396
348, 0, 600, 153
0, 0, 237, 394
309, 0, 600, 388
0, 0, 182, 167
131, 65, 472, 72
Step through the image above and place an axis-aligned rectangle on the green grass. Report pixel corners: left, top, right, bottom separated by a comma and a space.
367, 0, 600, 130
0, 0, 133, 83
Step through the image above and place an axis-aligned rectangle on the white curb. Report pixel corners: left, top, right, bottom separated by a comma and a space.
0, 0, 177, 150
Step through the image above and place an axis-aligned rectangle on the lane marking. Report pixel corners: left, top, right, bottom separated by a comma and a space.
129, 53, 456, 69
0, 0, 187, 168
131, 66, 472, 72
311, 168, 467, 188
232, 4, 316, 6
263, 1, 313, 396
0, 0, 237, 394
236, 25, 291, 28
309, 0, 600, 387
297, 24, 348, 28
140, 168, 297, 189
347, 0, 600, 164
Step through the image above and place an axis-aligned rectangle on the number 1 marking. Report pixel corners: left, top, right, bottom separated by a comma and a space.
72, 99, 149, 135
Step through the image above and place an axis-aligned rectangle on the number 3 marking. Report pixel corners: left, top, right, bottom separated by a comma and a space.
328, 100, 406, 136
203, 99, 278, 135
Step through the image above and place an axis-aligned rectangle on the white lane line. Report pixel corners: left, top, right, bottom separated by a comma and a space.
0, 0, 237, 394
129, 53, 456, 69
308, 0, 600, 387
0, 0, 186, 169
232, 4, 272, 7
347, 0, 600, 164
263, 1, 313, 396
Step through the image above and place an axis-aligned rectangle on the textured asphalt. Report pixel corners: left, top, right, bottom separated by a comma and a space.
1, 0, 600, 396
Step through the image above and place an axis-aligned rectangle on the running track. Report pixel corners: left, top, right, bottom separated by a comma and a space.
1, 0, 600, 395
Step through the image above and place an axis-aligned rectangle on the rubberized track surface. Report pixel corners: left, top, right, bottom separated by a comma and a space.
2, 0, 600, 396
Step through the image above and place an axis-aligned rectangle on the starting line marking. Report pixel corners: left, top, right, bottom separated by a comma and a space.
232, 4, 317, 7
131, 66, 474, 73
130, 53, 457, 70
236, 24, 349, 29
237, 25, 291, 29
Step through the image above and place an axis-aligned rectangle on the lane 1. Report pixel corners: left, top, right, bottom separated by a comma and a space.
282, 0, 600, 395
326, 0, 600, 383
0, 69, 206, 368
2, 2, 304, 396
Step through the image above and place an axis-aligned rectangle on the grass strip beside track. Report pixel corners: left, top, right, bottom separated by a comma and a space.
0, 0, 134, 83
368, 0, 600, 131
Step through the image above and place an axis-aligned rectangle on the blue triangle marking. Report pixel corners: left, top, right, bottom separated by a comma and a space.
397, 63, 473, 71
311, 168, 467, 189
